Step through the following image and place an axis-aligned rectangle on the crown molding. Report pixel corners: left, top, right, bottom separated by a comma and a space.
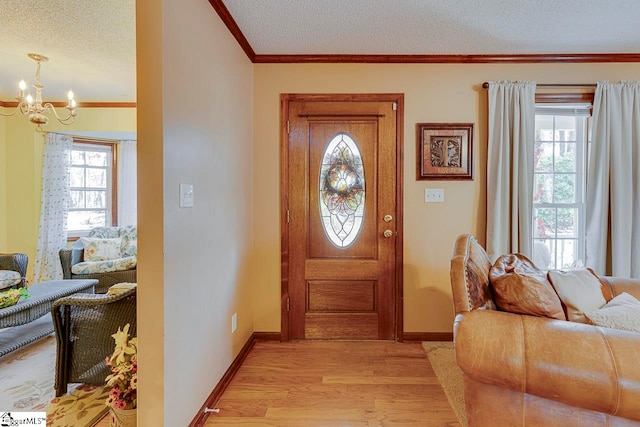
253, 53, 640, 64
208, 2, 640, 64
0, 101, 136, 108
208, 0, 255, 61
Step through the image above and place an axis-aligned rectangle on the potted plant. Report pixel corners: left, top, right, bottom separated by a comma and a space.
105, 323, 137, 427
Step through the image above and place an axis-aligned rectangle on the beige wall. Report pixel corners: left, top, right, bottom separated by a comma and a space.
0, 107, 136, 280
137, 0, 254, 425
135, 0, 164, 425
252, 62, 640, 333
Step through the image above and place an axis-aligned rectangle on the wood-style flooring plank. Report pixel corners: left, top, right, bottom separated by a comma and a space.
204, 341, 460, 426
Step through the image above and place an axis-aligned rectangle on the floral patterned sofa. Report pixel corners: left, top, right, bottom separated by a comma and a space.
59, 226, 137, 294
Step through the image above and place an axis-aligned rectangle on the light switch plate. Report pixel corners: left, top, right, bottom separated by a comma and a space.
425, 188, 444, 203
179, 184, 194, 207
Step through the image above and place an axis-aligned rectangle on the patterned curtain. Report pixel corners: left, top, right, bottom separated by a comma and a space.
34, 132, 73, 282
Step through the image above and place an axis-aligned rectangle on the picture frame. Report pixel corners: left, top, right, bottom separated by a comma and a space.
416, 123, 474, 180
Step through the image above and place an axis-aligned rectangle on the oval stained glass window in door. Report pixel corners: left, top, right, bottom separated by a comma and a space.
319, 133, 365, 248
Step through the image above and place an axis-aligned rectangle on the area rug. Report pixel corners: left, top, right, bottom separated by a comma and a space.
422, 341, 467, 427
0, 333, 108, 426
0, 334, 55, 411
46, 384, 109, 427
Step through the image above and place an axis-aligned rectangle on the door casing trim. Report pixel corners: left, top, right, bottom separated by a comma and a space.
280, 93, 405, 341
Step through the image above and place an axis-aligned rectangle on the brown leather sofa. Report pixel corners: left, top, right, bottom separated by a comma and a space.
450, 234, 640, 426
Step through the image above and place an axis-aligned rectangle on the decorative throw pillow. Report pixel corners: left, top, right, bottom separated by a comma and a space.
489, 254, 566, 320
121, 237, 137, 258
0, 270, 22, 290
107, 282, 137, 296
81, 237, 123, 262
584, 292, 640, 333
547, 269, 607, 323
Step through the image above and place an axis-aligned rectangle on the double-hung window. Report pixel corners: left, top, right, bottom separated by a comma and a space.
67, 139, 117, 238
532, 103, 591, 270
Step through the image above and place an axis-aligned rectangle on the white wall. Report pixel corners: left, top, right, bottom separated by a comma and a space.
137, 0, 254, 425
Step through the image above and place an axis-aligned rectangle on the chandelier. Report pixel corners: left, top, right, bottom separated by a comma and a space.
0, 53, 77, 131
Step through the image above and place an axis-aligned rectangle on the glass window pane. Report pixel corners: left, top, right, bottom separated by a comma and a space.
556, 208, 577, 237
70, 150, 85, 165
535, 115, 554, 141
86, 168, 107, 188
556, 239, 578, 270
533, 111, 586, 271
86, 191, 106, 208
86, 151, 108, 166
534, 208, 556, 238
554, 143, 576, 173
67, 210, 106, 231
554, 116, 576, 141
70, 167, 85, 187
553, 174, 576, 203
532, 239, 553, 270
533, 173, 552, 203
70, 191, 85, 208
534, 142, 553, 172
319, 133, 365, 248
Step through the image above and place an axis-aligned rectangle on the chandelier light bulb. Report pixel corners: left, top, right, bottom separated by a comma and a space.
18, 79, 26, 99
0, 53, 78, 131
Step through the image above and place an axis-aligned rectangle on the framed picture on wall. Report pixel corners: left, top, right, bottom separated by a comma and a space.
416, 123, 473, 180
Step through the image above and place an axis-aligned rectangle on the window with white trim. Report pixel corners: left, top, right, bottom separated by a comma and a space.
67, 140, 117, 237
532, 103, 590, 270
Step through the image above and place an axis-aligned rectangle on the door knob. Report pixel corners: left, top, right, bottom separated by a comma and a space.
383, 229, 393, 238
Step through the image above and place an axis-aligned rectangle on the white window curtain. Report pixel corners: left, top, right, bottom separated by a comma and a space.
585, 81, 640, 277
117, 139, 137, 226
486, 81, 537, 261
34, 132, 73, 282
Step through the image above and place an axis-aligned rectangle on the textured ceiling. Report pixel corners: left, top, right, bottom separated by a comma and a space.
223, 0, 640, 55
1, 1, 638, 102
0, 0, 135, 102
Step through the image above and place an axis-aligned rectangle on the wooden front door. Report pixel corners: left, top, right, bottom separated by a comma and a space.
281, 94, 403, 340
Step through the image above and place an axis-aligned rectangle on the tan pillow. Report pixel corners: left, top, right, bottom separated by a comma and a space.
489, 254, 565, 320
547, 269, 606, 323
107, 282, 137, 296
584, 292, 640, 333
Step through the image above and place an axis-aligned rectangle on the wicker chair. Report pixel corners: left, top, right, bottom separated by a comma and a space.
52, 287, 137, 396
59, 226, 137, 294
0, 253, 28, 289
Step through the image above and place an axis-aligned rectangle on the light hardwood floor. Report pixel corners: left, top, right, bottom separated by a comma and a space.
204, 340, 461, 427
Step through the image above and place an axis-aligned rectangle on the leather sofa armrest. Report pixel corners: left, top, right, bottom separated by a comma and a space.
454, 310, 640, 421
600, 276, 640, 300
